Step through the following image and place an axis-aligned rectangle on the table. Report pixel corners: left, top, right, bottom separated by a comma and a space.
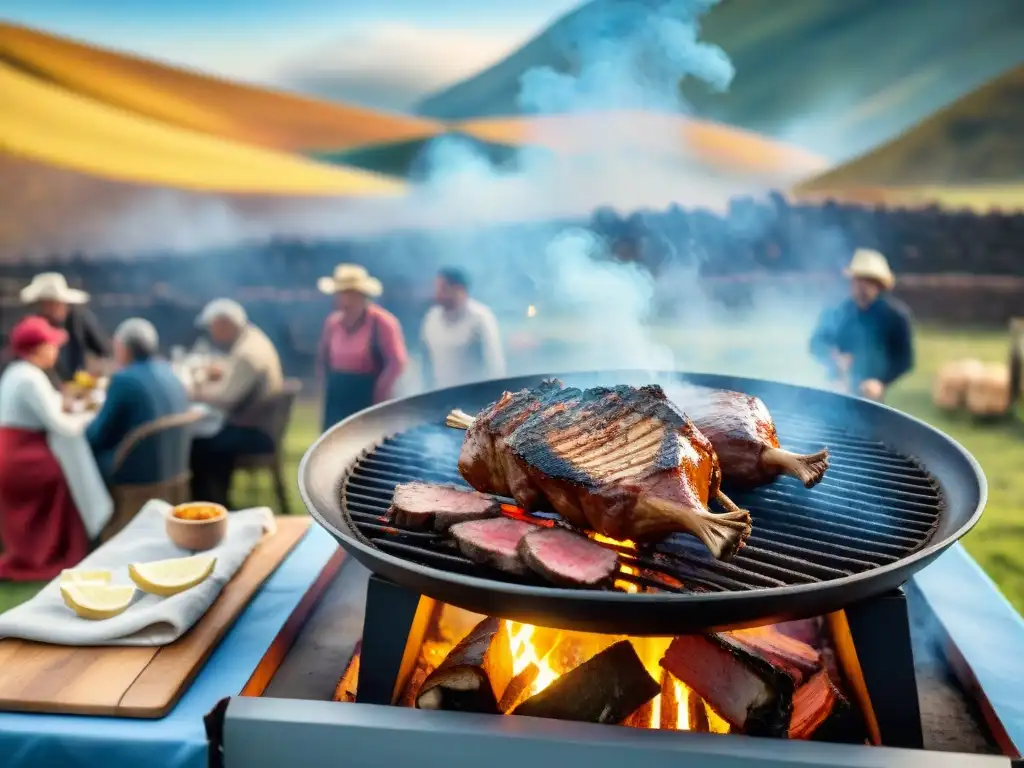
0, 523, 339, 768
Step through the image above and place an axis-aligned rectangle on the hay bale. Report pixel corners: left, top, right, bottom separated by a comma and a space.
965, 363, 1011, 417
932, 359, 985, 411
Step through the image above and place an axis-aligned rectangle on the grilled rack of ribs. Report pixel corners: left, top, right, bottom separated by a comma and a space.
446, 381, 752, 560
670, 385, 830, 489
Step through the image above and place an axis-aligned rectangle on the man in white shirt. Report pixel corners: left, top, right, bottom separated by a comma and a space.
420, 268, 505, 390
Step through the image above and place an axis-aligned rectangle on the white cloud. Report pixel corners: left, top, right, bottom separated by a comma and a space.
276, 23, 529, 110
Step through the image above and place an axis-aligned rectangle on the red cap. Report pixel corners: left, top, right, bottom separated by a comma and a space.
10, 316, 68, 357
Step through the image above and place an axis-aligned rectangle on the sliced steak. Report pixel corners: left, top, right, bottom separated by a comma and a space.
518, 528, 619, 588
449, 518, 533, 575
661, 633, 794, 737
390, 482, 500, 532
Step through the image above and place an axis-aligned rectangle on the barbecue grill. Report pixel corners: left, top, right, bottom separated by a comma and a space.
300, 371, 986, 635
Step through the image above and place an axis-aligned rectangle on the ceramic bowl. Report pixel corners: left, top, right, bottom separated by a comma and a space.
166, 502, 228, 551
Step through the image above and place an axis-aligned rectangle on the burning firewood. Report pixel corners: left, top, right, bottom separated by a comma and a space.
660, 634, 794, 737
498, 663, 539, 714
416, 617, 513, 714
688, 691, 711, 733
513, 640, 659, 725
789, 670, 861, 742
728, 626, 821, 686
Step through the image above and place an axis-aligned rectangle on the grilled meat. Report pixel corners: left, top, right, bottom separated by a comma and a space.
447, 381, 751, 560
390, 482, 500, 532
518, 528, 619, 588
449, 517, 533, 575
671, 385, 829, 489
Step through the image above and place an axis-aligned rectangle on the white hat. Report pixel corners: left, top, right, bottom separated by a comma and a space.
843, 248, 895, 290
317, 264, 383, 297
20, 273, 89, 305
196, 298, 248, 329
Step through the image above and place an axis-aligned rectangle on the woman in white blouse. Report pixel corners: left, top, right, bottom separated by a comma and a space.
0, 316, 89, 580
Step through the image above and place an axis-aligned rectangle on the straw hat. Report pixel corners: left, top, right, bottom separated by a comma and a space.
317, 264, 383, 297
20, 272, 89, 305
843, 249, 895, 290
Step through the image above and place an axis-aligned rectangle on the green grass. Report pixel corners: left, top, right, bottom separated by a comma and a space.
3, 324, 1023, 618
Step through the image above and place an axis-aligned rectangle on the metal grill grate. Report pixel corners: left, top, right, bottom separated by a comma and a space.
340, 412, 943, 594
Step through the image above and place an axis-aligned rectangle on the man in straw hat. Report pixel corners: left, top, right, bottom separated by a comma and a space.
19, 272, 111, 385
810, 248, 914, 402
316, 264, 407, 432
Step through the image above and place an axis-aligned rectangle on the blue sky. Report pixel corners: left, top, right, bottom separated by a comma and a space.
3, 0, 581, 109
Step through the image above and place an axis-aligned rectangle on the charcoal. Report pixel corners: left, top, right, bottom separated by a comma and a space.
449, 518, 533, 575
513, 640, 659, 725
390, 482, 500, 531
416, 617, 513, 714
518, 527, 619, 588
661, 633, 794, 737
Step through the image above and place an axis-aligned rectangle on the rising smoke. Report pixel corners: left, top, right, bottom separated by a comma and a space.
369, 0, 845, 388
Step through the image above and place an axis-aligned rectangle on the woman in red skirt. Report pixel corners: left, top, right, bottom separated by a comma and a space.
0, 316, 89, 580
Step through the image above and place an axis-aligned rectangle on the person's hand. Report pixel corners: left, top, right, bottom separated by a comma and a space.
833, 351, 853, 373
859, 379, 885, 401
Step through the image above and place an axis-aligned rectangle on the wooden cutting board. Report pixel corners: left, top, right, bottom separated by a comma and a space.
0, 516, 310, 718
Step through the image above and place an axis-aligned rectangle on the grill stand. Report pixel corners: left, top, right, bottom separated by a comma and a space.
844, 589, 924, 749
354, 574, 924, 748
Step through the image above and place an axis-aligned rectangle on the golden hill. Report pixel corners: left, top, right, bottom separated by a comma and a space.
0, 22, 444, 152
796, 65, 1024, 193
0, 61, 406, 196
454, 112, 829, 182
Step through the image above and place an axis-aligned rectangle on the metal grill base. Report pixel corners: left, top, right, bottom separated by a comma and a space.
351, 572, 925, 749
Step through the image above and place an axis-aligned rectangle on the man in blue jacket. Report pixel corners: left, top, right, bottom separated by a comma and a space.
87, 318, 191, 485
810, 249, 915, 402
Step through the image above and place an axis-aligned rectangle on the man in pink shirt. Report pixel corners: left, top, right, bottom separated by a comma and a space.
316, 264, 408, 432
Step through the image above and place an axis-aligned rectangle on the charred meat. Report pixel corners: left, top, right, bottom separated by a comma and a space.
390, 482, 500, 532
670, 385, 829, 489
518, 527, 619, 588
449, 517, 533, 575
660, 633, 795, 737
447, 382, 751, 560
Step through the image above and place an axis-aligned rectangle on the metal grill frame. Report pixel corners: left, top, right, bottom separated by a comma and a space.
299, 371, 987, 635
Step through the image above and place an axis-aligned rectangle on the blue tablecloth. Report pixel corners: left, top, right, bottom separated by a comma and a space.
0, 524, 339, 768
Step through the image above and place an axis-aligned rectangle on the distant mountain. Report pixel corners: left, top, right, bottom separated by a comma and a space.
416, 0, 1024, 162
796, 65, 1024, 192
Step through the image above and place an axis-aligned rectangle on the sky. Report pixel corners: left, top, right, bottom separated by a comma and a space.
2, 0, 581, 110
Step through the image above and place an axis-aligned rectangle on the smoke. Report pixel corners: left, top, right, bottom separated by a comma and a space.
358, 0, 844, 389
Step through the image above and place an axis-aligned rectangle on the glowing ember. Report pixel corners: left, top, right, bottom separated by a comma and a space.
592, 533, 639, 593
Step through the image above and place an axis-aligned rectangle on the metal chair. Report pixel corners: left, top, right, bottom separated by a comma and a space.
101, 409, 205, 542
232, 379, 302, 514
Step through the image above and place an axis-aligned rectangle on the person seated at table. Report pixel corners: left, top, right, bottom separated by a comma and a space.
0, 317, 89, 580
19, 272, 111, 386
190, 299, 284, 506
86, 318, 191, 486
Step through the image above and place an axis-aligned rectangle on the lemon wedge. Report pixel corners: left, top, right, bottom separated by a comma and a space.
128, 555, 216, 596
60, 568, 113, 585
61, 583, 136, 620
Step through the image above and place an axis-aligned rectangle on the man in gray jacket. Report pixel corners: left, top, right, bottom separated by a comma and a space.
190, 299, 284, 506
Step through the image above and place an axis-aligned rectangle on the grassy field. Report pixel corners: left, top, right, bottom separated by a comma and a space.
2, 324, 1023, 617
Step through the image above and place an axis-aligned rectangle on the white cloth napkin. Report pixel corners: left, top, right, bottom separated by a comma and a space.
0, 500, 275, 646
